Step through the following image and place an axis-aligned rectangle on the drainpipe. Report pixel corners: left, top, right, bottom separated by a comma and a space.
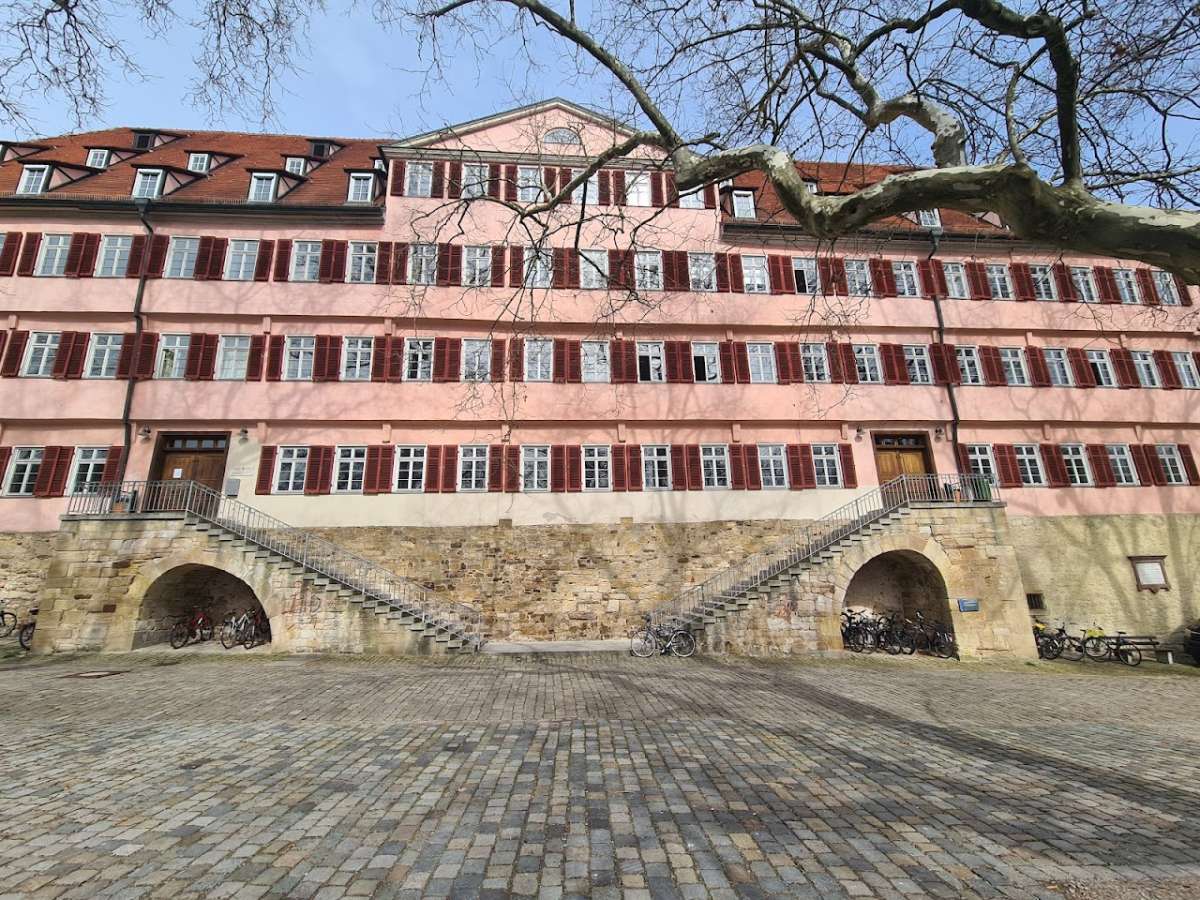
925, 228, 964, 474
117, 198, 153, 482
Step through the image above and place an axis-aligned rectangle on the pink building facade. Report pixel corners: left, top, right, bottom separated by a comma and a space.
1, 99, 1198, 650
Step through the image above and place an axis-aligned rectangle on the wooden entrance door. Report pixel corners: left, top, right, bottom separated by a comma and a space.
150, 434, 230, 508
874, 434, 934, 500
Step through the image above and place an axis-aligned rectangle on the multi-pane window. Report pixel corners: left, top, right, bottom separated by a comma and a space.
688, 253, 716, 291
1107, 445, 1138, 485
583, 446, 611, 490
642, 445, 671, 490
1014, 445, 1045, 486
156, 335, 190, 379
347, 173, 375, 203
1154, 271, 1181, 305
635, 251, 662, 290
37, 234, 71, 276
166, 237, 201, 278
1132, 351, 1159, 388
342, 337, 373, 381
1043, 348, 1073, 386
581, 341, 610, 382
187, 153, 209, 173
1061, 445, 1091, 485
334, 447, 367, 493
986, 264, 1012, 299
571, 170, 600, 205
22, 332, 60, 377
284, 157, 306, 176
405, 338, 435, 381
86, 333, 123, 378
96, 235, 133, 277
70, 447, 109, 494
625, 172, 651, 207
903, 345, 933, 384
1030, 265, 1056, 300
1086, 350, 1115, 387
284, 336, 315, 380
248, 173, 278, 203
1156, 445, 1187, 485
408, 244, 437, 285
1000, 348, 1028, 386
956, 346, 983, 385
463, 246, 491, 286
523, 247, 552, 288
132, 169, 164, 199
741, 255, 769, 293
758, 444, 788, 489
812, 444, 842, 487
458, 446, 488, 491
792, 257, 819, 293
692, 342, 720, 383
290, 241, 321, 282
637, 342, 665, 383
731, 191, 756, 219
747, 343, 777, 383
4, 448, 43, 495
217, 335, 251, 380
1114, 269, 1139, 304
525, 338, 553, 382
966, 445, 995, 482
701, 446, 730, 489
17, 165, 49, 194
917, 209, 941, 228
892, 261, 919, 297
521, 445, 550, 492
1071, 267, 1097, 303
461, 339, 492, 381
677, 187, 705, 210
461, 164, 488, 199
943, 263, 969, 299
225, 240, 260, 281
348, 241, 378, 283
801, 343, 829, 382
580, 250, 609, 289
853, 344, 882, 383
517, 166, 543, 203
274, 447, 309, 493
845, 259, 871, 295
394, 446, 427, 491
405, 162, 433, 197
1171, 352, 1200, 388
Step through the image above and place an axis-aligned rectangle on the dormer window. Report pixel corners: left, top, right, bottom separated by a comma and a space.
132, 169, 164, 199
285, 157, 307, 176
373, 158, 386, 172
731, 190, 756, 219
17, 165, 49, 194
86, 149, 110, 169
310, 141, 332, 159
133, 132, 156, 150
347, 173, 376, 203
248, 173, 278, 203
803, 180, 819, 195
188, 153, 210, 174
917, 209, 941, 228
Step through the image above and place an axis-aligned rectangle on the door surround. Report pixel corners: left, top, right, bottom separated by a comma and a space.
149, 432, 231, 491
872, 432, 935, 482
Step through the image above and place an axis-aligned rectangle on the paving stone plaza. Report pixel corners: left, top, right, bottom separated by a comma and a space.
1, 652, 1198, 899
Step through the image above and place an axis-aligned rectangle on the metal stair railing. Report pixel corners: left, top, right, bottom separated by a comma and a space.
65, 479, 485, 649
650, 473, 998, 627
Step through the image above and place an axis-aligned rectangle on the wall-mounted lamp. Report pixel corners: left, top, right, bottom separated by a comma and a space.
934, 426, 946, 441
854, 426, 865, 440
137, 426, 151, 440
238, 427, 249, 441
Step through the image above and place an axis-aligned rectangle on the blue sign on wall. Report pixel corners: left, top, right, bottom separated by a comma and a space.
957, 598, 981, 613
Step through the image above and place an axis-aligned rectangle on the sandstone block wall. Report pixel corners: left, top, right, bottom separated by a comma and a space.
0, 531, 56, 622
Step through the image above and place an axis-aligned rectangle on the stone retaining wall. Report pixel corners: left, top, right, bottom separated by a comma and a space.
0, 531, 56, 623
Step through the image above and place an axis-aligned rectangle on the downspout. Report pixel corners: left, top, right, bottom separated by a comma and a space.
925, 228, 964, 474
117, 199, 153, 482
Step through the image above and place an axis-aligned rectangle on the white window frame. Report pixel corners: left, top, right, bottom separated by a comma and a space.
22, 331, 59, 376
69, 447, 109, 495
801, 343, 830, 383
18, 165, 49, 194
1113, 269, 1139, 304
155, 334, 190, 379
342, 336, 373, 381
85, 333, 123, 379
1107, 444, 1138, 486
347, 241, 378, 284
283, 336, 315, 381
635, 251, 662, 291
758, 444, 788, 489
525, 338, 553, 382
579, 249, 609, 290
225, 239, 260, 281
1061, 444, 1091, 486
1155, 445, 1187, 485
570, 170, 600, 205
1154, 271, 1181, 306
1086, 349, 1116, 388
1071, 267, 1098, 303
746, 342, 777, 384
999, 347, 1029, 386
285, 157, 307, 176
625, 172, 651, 207
87, 149, 111, 170
347, 173, 375, 203
405, 162, 434, 198
642, 445, 672, 491
394, 446, 427, 492
291, 240, 321, 282
463, 246, 491, 287
523, 247, 552, 289
792, 257, 819, 293
1030, 265, 1057, 301
3, 447, 43, 496
273, 446, 309, 494
333, 446, 368, 494
247, 173, 278, 203
731, 190, 756, 219
95, 235, 134, 277
581, 341, 610, 383
1171, 351, 1200, 389
916, 209, 941, 228
943, 262, 969, 299
845, 259, 871, 296
687, 253, 716, 292
692, 342, 720, 384
461, 339, 492, 382
677, 187, 705, 210
521, 445, 550, 492
165, 237, 201, 279
986, 264, 1012, 300
216, 335, 251, 380
461, 163, 488, 199
458, 445, 488, 492
700, 445, 731, 489
742, 255, 769, 293
1132, 350, 1159, 388
132, 169, 164, 199
956, 346, 983, 386
36, 234, 71, 277
636, 341, 666, 383
404, 338, 435, 382
853, 344, 882, 384
1043, 348, 1073, 386
966, 445, 996, 483
582, 445, 611, 491
1014, 444, 1045, 486
516, 166, 543, 203
892, 261, 920, 297
903, 345, 933, 385
812, 444, 842, 487
408, 243, 436, 286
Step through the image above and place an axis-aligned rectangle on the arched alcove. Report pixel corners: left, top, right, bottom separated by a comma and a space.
133, 563, 267, 649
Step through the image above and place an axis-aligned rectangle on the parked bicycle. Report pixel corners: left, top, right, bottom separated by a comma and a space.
220, 607, 271, 650
1032, 621, 1108, 662
0, 599, 17, 638
630, 615, 697, 658
18, 608, 36, 651
169, 607, 214, 649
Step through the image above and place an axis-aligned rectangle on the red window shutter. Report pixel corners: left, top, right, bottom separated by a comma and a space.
670, 445, 687, 490
714, 253, 731, 292
550, 445, 567, 492
1177, 445, 1200, 485
311, 335, 330, 382
365, 445, 395, 495
0, 332, 7, 374
430, 161, 445, 198
99, 445, 126, 485
650, 172, 664, 207
817, 256, 847, 295
1066, 348, 1096, 387
991, 445, 1021, 488
265, 335, 285, 381
684, 445, 702, 491
1052, 263, 1078, 302
978, 346, 1006, 386
318, 240, 335, 282
1153, 350, 1181, 390
389, 243, 407, 285
192, 237, 213, 280
552, 248, 569, 289
745, 445, 762, 490
609, 250, 634, 290
390, 160, 405, 196
727, 255, 744, 292
445, 337, 461, 382
566, 445, 582, 492
31, 446, 71, 498
627, 445, 643, 491
447, 161, 462, 199
200, 333, 219, 380
702, 184, 717, 208
435, 244, 451, 286
113, 332, 134, 379
374, 242, 393, 286
1094, 267, 1120, 304
879, 344, 905, 385
929, 343, 957, 385
869, 258, 896, 297
329, 241, 347, 282
63, 233, 87, 277
270, 238, 292, 282
1110, 348, 1139, 389
773, 342, 794, 385
253, 240, 274, 282
728, 445, 746, 490
664, 173, 679, 206
488, 444, 504, 491
133, 332, 158, 379
421, 445, 442, 492
1041, 444, 1068, 487
733, 342, 751, 384
612, 446, 628, 491
206, 238, 228, 280
490, 339, 506, 383
551, 338, 568, 384
486, 245, 503, 287
963, 261, 989, 300
184, 332, 209, 380
566, 340, 582, 383
143, 234, 169, 278
432, 337, 449, 383
839, 444, 858, 488
1026, 347, 1051, 387
597, 170, 612, 205
566, 249, 581, 288
503, 165, 518, 202
304, 446, 334, 495
664, 340, 684, 383
1087, 445, 1115, 487
386, 334, 405, 381
660, 251, 677, 291
0, 448, 9, 485
768, 255, 796, 294
609, 340, 633, 384
787, 444, 816, 490
1140, 445, 1167, 486
503, 445, 520, 492
50, 332, 87, 379
954, 443, 971, 474
246, 334, 266, 381
1128, 445, 1156, 486
16, 233, 42, 276
1135, 269, 1160, 305
487, 164, 501, 199
371, 336, 388, 382
1009, 263, 1036, 302
508, 337, 524, 381
838, 343, 859, 385
256, 446, 277, 494
444, 244, 462, 287
825, 341, 845, 384
718, 341, 735, 384
1173, 274, 1192, 307
508, 246, 524, 288
917, 259, 945, 297
613, 170, 629, 205
440, 446, 458, 492
0, 231, 22, 276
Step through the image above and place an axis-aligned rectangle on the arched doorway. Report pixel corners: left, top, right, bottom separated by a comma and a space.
842, 549, 953, 629
133, 564, 266, 649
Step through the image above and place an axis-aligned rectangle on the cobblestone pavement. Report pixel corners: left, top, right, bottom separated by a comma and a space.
1, 652, 1199, 899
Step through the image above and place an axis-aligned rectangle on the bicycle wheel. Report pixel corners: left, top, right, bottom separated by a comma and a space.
881, 630, 902, 655
198, 619, 214, 642
1116, 644, 1142, 667
169, 621, 190, 650
934, 632, 957, 659
18, 623, 35, 651
220, 620, 239, 649
241, 621, 257, 649
1083, 636, 1110, 661
630, 630, 656, 658
860, 630, 879, 654
1059, 637, 1084, 662
668, 631, 697, 658
1038, 636, 1063, 661
0, 610, 16, 638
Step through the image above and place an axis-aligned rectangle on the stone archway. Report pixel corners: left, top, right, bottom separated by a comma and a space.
842, 549, 953, 632
132, 564, 266, 649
